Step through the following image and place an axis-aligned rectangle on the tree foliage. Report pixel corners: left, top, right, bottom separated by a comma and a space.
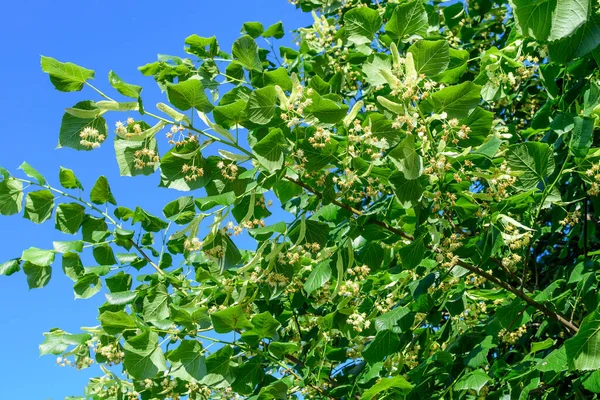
4, 0, 600, 398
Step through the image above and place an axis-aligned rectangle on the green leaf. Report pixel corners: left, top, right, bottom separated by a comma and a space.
143, 283, 170, 322
0, 178, 23, 216
565, 309, 600, 370
408, 40, 450, 76
465, 336, 496, 368
344, 7, 382, 40
108, 70, 142, 99
506, 142, 555, 190
73, 273, 102, 299
62, 252, 84, 282
166, 79, 213, 112
388, 135, 423, 180
22, 247, 55, 266
370, 117, 403, 147
549, 0, 590, 41
389, 171, 423, 207
106, 271, 132, 292
288, 219, 330, 247
571, 116, 594, 158
59, 167, 84, 190
549, 14, 600, 63
163, 196, 196, 225
363, 330, 401, 364
205, 345, 233, 379
19, 161, 46, 185
114, 138, 159, 177
24, 190, 54, 224
159, 141, 208, 192
362, 54, 392, 87
41, 56, 94, 92
510, 0, 555, 41
582, 370, 600, 393
421, 81, 482, 119
133, 207, 169, 233
231, 357, 264, 395
375, 307, 412, 332
398, 237, 425, 270
53, 241, 84, 254
530, 338, 555, 354
39, 329, 90, 355
213, 99, 247, 129
0, 259, 20, 276
232, 35, 263, 72
252, 128, 288, 172
93, 244, 117, 265
250, 312, 280, 339
304, 260, 332, 296
23, 261, 52, 289
385, 1, 428, 40
184, 35, 219, 58
106, 291, 136, 305
361, 375, 413, 400
306, 93, 349, 123
511, 0, 589, 42
433, 48, 469, 84
454, 369, 491, 394
211, 305, 253, 334
90, 176, 117, 205
269, 342, 299, 359
263, 21, 285, 39
242, 21, 264, 38
195, 192, 236, 211
246, 86, 277, 125
55, 203, 85, 234
538, 347, 568, 372
264, 68, 293, 91
100, 310, 138, 335
58, 101, 108, 151
168, 340, 207, 381
123, 331, 167, 380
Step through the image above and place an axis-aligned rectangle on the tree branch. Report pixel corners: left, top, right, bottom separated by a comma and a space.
285, 177, 580, 334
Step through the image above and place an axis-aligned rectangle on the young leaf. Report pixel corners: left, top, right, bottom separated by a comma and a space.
19, 162, 46, 185
90, 176, 117, 205
108, 70, 142, 99
59, 167, 84, 190
263, 21, 285, 39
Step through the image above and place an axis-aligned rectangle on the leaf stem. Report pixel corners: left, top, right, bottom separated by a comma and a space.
85, 82, 116, 102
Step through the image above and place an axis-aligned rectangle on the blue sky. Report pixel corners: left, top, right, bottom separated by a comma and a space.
0, 2, 311, 398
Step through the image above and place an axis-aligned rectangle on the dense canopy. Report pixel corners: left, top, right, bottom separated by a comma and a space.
3, 0, 600, 398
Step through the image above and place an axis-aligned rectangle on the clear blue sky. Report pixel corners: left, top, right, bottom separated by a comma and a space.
0, 2, 311, 398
